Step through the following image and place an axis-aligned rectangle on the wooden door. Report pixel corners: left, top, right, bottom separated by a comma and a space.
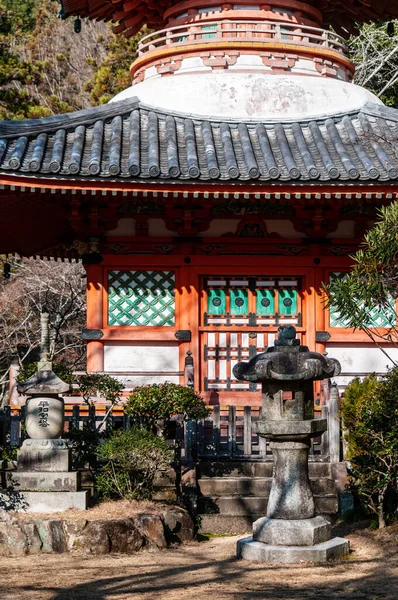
200, 274, 304, 406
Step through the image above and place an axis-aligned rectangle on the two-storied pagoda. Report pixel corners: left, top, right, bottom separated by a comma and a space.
2, 1, 398, 405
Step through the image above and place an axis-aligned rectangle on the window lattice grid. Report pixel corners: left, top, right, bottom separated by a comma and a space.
108, 270, 175, 326
329, 272, 396, 329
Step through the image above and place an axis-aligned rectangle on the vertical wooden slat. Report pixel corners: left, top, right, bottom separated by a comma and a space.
123, 413, 130, 430
212, 405, 220, 456
10, 410, 20, 446
72, 405, 80, 430
184, 419, 197, 463
197, 418, 205, 456
243, 406, 252, 456
88, 404, 96, 432
259, 406, 267, 458
228, 405, 236, 457
328, 384, 340, 462
320, 405, 329, 456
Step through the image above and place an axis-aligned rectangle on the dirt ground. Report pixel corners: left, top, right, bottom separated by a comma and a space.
0, 523, 396, 600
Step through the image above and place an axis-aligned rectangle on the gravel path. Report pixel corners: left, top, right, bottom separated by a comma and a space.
0, 525, 396, 599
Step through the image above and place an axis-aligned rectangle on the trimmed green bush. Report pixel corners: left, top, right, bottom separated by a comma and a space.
342, 371, 398, 528
125, 382, 210, 429
95, 426, 173, 500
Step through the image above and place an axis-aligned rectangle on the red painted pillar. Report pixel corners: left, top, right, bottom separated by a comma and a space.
85, 264, 104, 372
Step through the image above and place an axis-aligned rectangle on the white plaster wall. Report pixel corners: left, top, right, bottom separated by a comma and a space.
325, 221, 355, 239
112, 73, 382, 120
147, 218, 177, 236
267, 220, 303, 238
327, 345, 398, 375
106, 218, 136, 237
201, 219, 242, 237
104, 342, 179, 373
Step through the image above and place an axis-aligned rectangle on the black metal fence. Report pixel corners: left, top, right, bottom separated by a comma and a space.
0, 402, 340, 462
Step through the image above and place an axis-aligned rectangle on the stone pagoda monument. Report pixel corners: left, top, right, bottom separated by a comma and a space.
235, 325, 348, 562
1, 313, 87, 513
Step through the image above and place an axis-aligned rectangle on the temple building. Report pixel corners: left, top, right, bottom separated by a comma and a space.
2, 0, 398, 406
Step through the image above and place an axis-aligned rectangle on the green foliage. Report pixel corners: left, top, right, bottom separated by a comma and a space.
0, 444, 17, 464
125, 382, 210, 426
0, 0, 38, 119
78, 373, 124, 406
86, 27, 149, 105
342, 371, 398, 527
17, 361, 74, 384
66, 427, 103, 470
95, 426, 173, 500
325, 202, 398, 353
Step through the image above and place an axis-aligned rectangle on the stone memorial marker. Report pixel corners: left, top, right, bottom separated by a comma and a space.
0, 313, 87, 512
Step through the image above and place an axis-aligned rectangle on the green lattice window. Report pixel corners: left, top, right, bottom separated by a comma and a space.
329, 272, 396, 328
108, 270, 175, 326
205, 276, 301, 326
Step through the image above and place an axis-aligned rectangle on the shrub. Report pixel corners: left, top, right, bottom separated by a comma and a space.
125, 382, 210, 430
342, 371, 398, 528
77, 373, 124, 431
95, 426, 173, 501
78, 373, 124, 407
66, 427, 104, 471
17, 361, 74, 384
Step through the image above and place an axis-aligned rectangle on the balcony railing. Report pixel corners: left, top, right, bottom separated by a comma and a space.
137, 19, 349, 59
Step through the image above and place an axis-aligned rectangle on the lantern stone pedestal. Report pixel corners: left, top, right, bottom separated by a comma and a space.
234, 325, 349, 563
1, 314, 88, 514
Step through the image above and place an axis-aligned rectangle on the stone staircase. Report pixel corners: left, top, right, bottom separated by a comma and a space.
196, 460, 339, 534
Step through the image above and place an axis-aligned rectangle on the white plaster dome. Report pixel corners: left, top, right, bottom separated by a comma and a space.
111, 73, 383, 121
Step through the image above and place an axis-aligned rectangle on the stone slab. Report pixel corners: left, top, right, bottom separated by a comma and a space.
199, 477, 336, 497
198, 461, 332, 479
198, 495, 338, 515
254, 419, 327, 437
253, 516, 331, 546
6, 471, 80, 492
237, 536, 349, 563
18, 444, 70, 472
0, 491, 88, 513
199, 514, 254, 535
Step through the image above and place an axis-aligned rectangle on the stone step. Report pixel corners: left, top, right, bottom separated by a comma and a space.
0, 490, 88, 513
6, 471, 80, 492
198, 495, 338, 516
197, 477, 336, 497
197, 461, 332, 479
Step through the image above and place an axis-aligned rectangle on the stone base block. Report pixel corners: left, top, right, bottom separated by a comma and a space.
0, 491, 88, 513
6, 471, 80, 492
18, 440, 70, 472
237, 536, 349, 563
253, 516, 331, 546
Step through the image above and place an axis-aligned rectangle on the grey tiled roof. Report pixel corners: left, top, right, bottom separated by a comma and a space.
1, 98, 398, 183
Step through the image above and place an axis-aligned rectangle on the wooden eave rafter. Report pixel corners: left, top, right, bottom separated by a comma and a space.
0, 177, 393, 257
61, 0, 398, 38
1, 175, 398, 199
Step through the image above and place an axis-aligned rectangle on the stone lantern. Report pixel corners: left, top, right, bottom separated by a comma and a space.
234, 325, 349, 563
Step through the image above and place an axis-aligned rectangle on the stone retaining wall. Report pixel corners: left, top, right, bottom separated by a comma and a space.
0, 507, 194, 555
